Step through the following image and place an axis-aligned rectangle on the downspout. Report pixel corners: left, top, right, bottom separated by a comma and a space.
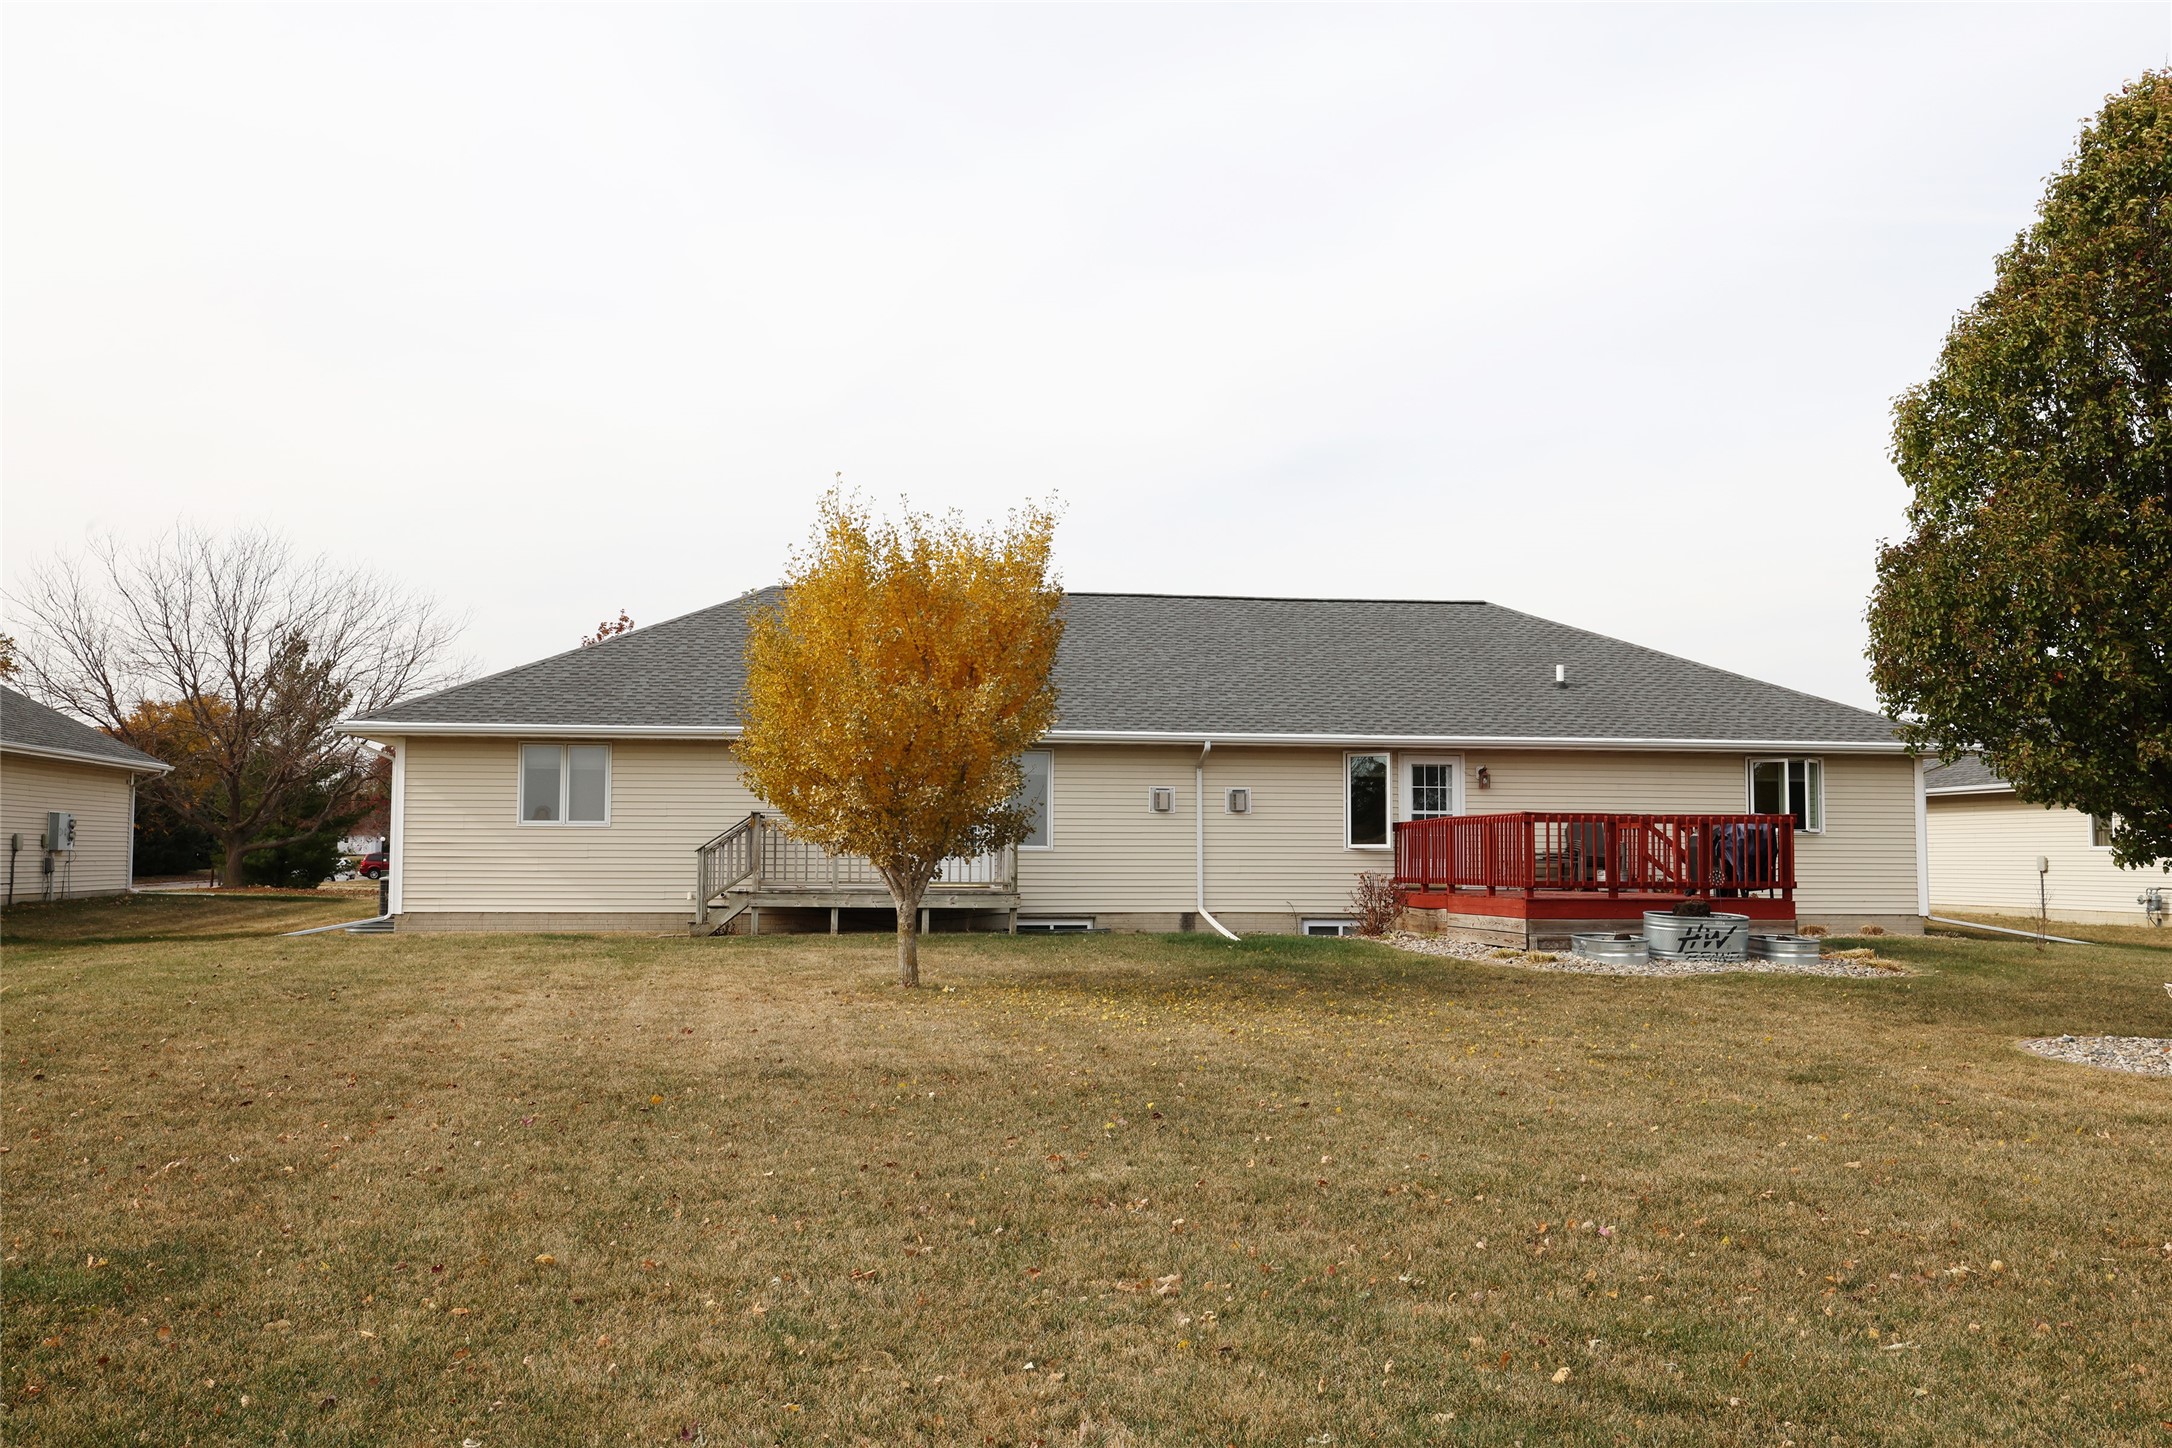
388, 739, 407, 918
1912, 754, 1930, 921
1196, 740, 1241, 941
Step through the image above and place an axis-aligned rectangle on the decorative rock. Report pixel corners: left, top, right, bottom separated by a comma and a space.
1380, 931, 1909, 979
2019, 1036, 2172, 1078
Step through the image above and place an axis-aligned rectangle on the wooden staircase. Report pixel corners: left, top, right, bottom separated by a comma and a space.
692, 813, 1020, 936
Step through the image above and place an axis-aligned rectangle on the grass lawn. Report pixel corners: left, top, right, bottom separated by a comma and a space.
3, 900, 2168, 1446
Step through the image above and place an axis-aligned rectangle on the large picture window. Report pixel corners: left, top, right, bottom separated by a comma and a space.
520, 744, 610, 824
1017, 750, 1052, 848
1346, 752, 1389, 848
1748, 757, 1822, 833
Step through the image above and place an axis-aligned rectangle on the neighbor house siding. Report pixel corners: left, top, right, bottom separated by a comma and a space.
1928, 791, 2163, 924
399, 736, 756, 915
0, 751, 136, 900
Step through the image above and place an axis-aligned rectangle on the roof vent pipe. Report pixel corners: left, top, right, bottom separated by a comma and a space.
1555, 664, 1567, 689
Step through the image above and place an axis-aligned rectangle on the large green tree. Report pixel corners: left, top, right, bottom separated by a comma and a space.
1868, 71, 2171, 869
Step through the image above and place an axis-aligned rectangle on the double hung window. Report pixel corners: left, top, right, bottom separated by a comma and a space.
1748, 757, 1822, 832
521, 744, 610, 824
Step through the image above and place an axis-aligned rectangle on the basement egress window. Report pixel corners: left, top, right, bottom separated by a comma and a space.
520, 744, 610, 824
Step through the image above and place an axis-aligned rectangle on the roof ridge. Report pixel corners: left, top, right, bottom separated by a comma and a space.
1062, 592, 1491, 605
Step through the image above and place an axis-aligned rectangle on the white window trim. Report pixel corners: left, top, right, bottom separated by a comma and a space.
1746, 756, 1824, 835
1016, 917, 1094, 933
1020, 749, 1055, 850
1344, 750, 1392, 851
2087, 813, 2117, 850
1302, 918, 1358, 936
1399, 752, 1465, 822
517, 743, 613, 827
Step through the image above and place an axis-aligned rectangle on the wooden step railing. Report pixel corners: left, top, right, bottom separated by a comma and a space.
696, 813, 1017, 924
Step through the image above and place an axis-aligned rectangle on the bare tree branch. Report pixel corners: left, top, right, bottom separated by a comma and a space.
8, 524, 465, 885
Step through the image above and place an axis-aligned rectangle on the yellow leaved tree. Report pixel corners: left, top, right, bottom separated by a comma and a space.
736, 491, 1063, 987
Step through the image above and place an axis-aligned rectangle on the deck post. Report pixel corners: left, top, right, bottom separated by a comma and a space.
750, 906, 760, 937
1008, 908, 1017, 935
830, 907, 839, 935
920, 907, 930, 935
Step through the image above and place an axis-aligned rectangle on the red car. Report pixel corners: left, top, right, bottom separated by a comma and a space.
357, 851, 389, 880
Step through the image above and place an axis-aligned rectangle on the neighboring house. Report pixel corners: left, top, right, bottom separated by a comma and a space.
1, 684, 170, 904
340, 593, 1927, 943
1925, 754, 2167, 926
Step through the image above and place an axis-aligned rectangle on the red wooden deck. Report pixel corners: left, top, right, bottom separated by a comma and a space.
1393, 811, 1796, 922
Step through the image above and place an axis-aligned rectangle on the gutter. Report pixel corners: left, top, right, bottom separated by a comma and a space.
0, 740, 172, 774
1195, 741, 1240, 942
336, 718, 1911, 754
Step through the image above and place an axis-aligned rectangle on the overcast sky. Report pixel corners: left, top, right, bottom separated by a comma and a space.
5, 4, 2166, 711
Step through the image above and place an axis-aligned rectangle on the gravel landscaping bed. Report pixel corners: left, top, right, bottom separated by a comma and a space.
1381, 930, 1912, 979
2019, 1035, 2172, 1078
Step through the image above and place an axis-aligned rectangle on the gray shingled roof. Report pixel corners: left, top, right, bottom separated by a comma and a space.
351, 592, 1902, 746
0, 685, 167, 771
1924, 754, 2009, 793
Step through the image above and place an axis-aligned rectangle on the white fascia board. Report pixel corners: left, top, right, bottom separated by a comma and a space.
0, 740, 172, 774
1923, 783, 2017, 797
1040, 729, 1910, 753
337, 720, 734, 741
338, 719, 1907, 753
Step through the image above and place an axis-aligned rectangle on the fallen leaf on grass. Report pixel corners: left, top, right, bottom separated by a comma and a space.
1551, 1367, 1571, 1384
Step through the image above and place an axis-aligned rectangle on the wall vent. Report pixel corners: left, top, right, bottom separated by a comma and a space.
1147, 786, 1175, 814
1225, 787, 1252, 815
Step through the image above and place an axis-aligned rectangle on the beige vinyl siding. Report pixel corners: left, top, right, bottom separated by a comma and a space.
0, 750, 137, 899
1928, 791, 2164, 923
1200, 747, 1386, 915
394, 736, 1922, 925
1794, 753, 1920, 918
400, 737, 756, 914
1014, 746, 1197, 914
1460, 749, 1743, 812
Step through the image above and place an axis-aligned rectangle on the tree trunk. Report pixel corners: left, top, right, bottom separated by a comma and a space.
223, 838, 248, 891
883, 871, 933, 987
893, 897, 920, 988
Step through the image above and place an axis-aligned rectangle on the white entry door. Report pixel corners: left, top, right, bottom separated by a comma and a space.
1401, 755, 1463, 822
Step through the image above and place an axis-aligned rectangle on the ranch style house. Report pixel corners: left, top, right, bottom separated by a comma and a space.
339, 592, 1929, 947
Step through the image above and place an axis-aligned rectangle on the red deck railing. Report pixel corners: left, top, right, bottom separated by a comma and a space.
1392, 812, 1795, 900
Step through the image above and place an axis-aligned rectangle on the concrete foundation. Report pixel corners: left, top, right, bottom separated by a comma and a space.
396, 911, 696, 934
